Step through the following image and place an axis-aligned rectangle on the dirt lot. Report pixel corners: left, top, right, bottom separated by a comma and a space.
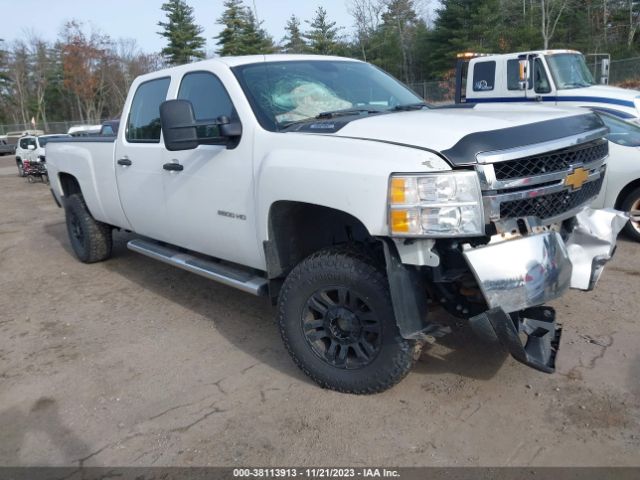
0, 153, 639, 467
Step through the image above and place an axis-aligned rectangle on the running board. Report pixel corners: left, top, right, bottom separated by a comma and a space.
127, 239, 268, 296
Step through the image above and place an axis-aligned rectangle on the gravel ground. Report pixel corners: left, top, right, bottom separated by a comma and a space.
0, 154, 639, 467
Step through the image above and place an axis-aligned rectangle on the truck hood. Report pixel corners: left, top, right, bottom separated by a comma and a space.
331, 104, 606, 166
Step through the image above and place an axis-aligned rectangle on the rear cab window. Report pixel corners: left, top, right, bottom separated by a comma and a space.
473, 61, 496, 92
126, 77, 171, 143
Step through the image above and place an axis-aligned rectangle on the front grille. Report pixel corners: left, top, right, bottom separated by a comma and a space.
493, 141, 608, 180
499, 176, 604, 221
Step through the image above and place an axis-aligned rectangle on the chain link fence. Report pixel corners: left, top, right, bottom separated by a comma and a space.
608, 56, 640, 84
407, 79, 456, 104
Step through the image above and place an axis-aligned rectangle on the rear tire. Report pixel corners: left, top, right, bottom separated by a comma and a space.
278, 246, 420, 394
64, 194, 113, 263
621, 187, 640, 242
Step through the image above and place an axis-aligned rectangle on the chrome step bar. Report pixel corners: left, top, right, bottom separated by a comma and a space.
127, 239, 268, 296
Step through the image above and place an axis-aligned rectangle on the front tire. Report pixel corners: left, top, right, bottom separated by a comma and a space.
278, 246, 420, 394
64, 194, 113, 263
621, 187, 640, 242
17, 161, 24, 177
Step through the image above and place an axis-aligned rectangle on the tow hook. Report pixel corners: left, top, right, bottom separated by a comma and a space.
469, 306, 562, 373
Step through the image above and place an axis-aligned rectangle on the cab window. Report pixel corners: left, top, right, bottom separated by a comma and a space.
126, 77, 171, 143
533, 59, 551, 93
177, 71, 236, 141
507, 59, 551, 93
472, 61, 496, 92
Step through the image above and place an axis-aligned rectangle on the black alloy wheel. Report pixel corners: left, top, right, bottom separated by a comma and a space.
302, 286, 382, 369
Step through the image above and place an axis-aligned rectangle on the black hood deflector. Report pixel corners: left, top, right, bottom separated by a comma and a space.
440, 112, 606, 166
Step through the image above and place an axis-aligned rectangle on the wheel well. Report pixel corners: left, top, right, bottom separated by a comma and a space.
58, 172, 82, 198
615, 179, 640, 209
265, 201, 375, 281
16, 157, 22, 164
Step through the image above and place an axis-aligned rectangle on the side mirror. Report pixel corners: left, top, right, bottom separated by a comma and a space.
27, 144, 35, 150
518, 59, 529, 90
601, 58, 610, 85
160, 99, 199, 152
160, 99, 243, 152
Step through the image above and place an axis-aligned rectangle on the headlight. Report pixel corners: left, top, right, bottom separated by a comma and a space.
388, 172, 484, 237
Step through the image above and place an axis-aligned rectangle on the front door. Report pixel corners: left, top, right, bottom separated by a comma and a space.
114, 76, 172, 241
161, 71, 260, 269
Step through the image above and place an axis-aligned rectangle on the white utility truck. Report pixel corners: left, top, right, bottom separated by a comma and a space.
46, 55, 626, 393
455, 50, 640, 120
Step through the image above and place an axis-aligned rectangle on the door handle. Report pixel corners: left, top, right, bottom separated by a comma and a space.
163, 162, 184, 172
117, 158, 132, 166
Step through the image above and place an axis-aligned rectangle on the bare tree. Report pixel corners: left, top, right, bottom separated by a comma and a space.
540, 0, 569, 49
628, 0, 640, 47
8, 40, 30, 125
60, 21, 112, 122
27, 34, 52, 130
348, 0, 385, 60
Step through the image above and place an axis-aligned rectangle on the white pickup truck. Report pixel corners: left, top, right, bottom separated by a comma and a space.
46, 54, 626, 394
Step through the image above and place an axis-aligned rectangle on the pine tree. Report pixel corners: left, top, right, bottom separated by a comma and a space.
241, 8, 275, 54
304, 7, 343, 54
215, 0, 273, 56
282, 15, 307, 53
157, 0, 206, 65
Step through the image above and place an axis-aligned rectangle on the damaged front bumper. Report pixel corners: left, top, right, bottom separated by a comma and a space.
463, 208, 627, 372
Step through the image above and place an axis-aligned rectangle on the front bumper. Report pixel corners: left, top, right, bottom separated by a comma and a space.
463, 207, 627, 373
463, 208, 628, 314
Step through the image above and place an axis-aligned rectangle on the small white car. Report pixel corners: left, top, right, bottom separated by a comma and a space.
15, 134, 71, 177
592, 111, 640, 241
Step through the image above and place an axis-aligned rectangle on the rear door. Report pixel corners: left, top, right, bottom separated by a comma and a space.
114, 76, 172, 241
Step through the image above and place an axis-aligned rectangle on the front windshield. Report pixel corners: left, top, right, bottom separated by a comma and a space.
38, 135, 69, 147
233, 60, 424, 131
546, 53, 596, 89
596, 111, 640, 147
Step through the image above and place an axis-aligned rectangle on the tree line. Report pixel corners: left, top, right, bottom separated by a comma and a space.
2, 0, 640, 127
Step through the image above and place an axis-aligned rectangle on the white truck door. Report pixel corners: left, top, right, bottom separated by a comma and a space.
161, 71, 261, 269
114, 76, 173, 241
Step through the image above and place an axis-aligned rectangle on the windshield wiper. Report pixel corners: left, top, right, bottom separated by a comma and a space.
280, 107, 385, 131
316, 108, 383, 119
562, 82, 591, 89
390, 102, 429, 111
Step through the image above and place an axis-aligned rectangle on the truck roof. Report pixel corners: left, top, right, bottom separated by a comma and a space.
467, 49, 582, 60
135, 54, 363, 83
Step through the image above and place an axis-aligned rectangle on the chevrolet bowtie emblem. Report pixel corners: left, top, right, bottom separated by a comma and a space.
565, 167, 589, 190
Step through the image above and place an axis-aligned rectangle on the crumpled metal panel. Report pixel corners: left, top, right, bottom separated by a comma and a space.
463, 231, 573, 314
565, 208, 628, 290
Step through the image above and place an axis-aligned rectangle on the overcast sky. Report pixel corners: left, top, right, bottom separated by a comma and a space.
0, 0, 368, 53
